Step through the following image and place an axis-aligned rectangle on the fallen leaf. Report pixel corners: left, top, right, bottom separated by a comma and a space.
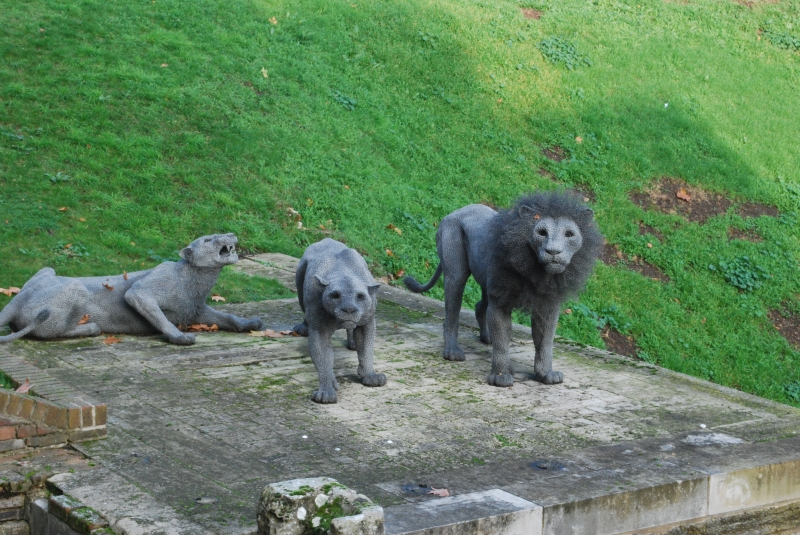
103, 336, 123, 345
575, 136, 583, 144
385, 249, 394, 257
79, 217, 86, 222
676, 188, 691, 202
306, 198, 314, 207
269, 17, 278, 24
123, 271, 128, 281
211, 294, 226, 302
386, 224, 402, 235
424, 260, 430, 268
261, 67, 268, 78
428, 487, 450, 497
497, 98, 503, 104
280, 330, 300, 336
319, 224, 327, 230
160, 63, 168, 67
0, 287, 21, 296
534, 214, 541, 220
58, 207, 68, 212
646, 243, 653, 248
343, 185, 350, 190
185, 324, 219, 332
103, 282, 114, 291
395, 268, 405, 278
249, 329, 288, 338
564, 308, 572, 314
130, 241, 136, 246
78, 314, 90, 325
15, 379, 32, 394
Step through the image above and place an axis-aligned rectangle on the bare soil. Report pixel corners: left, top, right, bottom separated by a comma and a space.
521, 8, 543, 19
601, 242, 670, 283
769, 310, 800, 350
542, 145, 567, 162
538, 168, 555, 180
638, 222, 665, 242
569, 186, 595, 204
630, 177, 779, 224
601, 327, 639, 358
728, 227, 763, 243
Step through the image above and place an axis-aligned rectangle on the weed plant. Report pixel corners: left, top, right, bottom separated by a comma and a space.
1, 0, 799, 405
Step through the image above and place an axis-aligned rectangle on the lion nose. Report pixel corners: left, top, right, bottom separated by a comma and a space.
546, 246, 562, 255
342, 306, 357, 314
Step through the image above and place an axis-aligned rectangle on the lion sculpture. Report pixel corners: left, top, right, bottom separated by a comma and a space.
0, 233, 264, 345
404, 192, 603, 387
292, 238, 386, 404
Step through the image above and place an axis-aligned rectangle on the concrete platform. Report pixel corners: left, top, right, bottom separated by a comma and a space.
1, 253, 800, 534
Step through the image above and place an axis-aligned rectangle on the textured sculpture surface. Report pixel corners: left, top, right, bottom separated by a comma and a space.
404, 192, 603, 386
292, 238, 385, 404
0, 233, 263, 345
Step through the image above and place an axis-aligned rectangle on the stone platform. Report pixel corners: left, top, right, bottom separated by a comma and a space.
1, 253, 799, 534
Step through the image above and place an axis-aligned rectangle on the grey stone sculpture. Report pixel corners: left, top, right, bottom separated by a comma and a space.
404, 192, 603, 387
292, 238, 385, 404
0, 233, 264, 345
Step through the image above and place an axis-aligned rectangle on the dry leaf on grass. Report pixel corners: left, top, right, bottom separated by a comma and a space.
58, 207, 68, 212
123, 271, 128, 281
385, 249, 394, 257
428, 487, 450, 497
0, 287, 21, 296
15, 378, 32, 394
386, 224, 402, 235
103, 336, 123, 345
211, 294, 226, 302
78, 314, 90, 325
676, 188, 691, 202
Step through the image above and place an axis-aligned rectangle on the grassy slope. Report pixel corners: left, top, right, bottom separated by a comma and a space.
1, 0, 799, 403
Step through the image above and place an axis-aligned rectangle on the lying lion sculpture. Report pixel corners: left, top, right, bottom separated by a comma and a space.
404, 192, 603, 387
0, 233, 264, 345
292, 238, 386, 404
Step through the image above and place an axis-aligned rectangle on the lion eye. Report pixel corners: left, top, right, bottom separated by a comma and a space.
537, 229, 548, 237
565, 231, 574, 238
330, 291, 341, 299
357, 293, 366, 300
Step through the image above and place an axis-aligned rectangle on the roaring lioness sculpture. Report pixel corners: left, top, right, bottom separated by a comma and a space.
404, 192, 603, 387
0, 233, 264, 345
292, 238, 385, 404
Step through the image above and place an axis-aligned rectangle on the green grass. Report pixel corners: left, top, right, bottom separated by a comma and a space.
207, 267, 294, 305
1, 0, 799, 405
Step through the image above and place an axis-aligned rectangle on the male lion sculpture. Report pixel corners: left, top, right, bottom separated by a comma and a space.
292, 238, 386, 404
404, 192, 603, 387
0, 233, 264, 345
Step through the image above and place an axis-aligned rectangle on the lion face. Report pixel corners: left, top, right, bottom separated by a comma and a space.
180, 233, 239, 268
317, 275, 379, 328
529, 216, 584, 274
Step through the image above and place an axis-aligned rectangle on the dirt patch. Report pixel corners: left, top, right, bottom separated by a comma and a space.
542, 145, 567, 163
769, 310, 800, 350
521, 8, 543, 19
601, 242, 670, 283
601, 327, 639, 358
630, 177, 732, 224
638, 222, 665, 242
538, 167, 555, 180
737, 201, 779, 218
569, 186, 595, 204
728, 226, 763, 243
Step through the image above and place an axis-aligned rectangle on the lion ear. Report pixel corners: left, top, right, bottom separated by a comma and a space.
519, 204, 541, 219
577, 207, 594, 226
179, 247, 193, 262
314, 274, 330, 287
367, 283, 381, 297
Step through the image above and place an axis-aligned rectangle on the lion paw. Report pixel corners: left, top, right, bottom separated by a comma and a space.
534, 371, 563, 385
311, 388, 338, 404
168, 333, 196, 345
361, 373, 387, 387
442, 347, 465, 361
243, 317, 264, 331
292, 321, 309, 337
488, 373, 515, 387
345, 336, 357, 351
479, 333, 491, 344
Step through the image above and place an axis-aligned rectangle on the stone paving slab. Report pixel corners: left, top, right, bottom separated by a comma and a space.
0, 253, 799, 534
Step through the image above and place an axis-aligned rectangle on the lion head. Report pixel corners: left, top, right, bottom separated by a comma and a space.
179, 233, 239, 268
492, 191, 603, 302
315, 274, 380, 329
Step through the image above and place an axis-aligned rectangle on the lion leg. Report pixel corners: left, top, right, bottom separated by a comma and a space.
61, 322, 101, 338
531, 298, 563, 384
354, 318, 386, 387
124, 290, 195, 345
441, 268, 469, 362
475, 287, 491, 344
308, 326, 339, 403
345, 328, 357, 351
487, 303, 515, 387
193, 305, 263, 332
293, 320, 309, 337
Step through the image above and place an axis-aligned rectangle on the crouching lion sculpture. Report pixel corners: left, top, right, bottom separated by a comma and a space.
404, 192, 603, 387
0, 233, 264, 345
292, 238, 386, 404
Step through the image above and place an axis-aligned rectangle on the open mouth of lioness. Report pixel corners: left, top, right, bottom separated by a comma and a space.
219, 244, 235, 257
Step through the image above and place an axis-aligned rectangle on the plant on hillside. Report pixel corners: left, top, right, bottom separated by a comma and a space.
537, 37, 592, 70
708, 256, 771, 292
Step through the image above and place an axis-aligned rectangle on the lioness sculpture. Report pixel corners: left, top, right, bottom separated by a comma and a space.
404, 192, 603, 387
292, 238, 385, 404
0, 233, 264, 345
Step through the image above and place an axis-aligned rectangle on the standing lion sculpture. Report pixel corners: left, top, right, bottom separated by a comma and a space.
404, 192, 603, 387
0, 233, 264, 345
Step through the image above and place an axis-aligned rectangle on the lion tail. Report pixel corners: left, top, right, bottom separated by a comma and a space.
403, 263, 443, 293
0, 309, 49, 344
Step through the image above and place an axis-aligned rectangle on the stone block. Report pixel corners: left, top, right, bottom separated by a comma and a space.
16, 424, 38, 439
6, 395, 22, 417
0, 391, 10, 412
94, 405, 106, 427
0, 426, 16, 441
30, 499, 49, 535
384, 489, 541, 535
709, 459, 800, 515
81, 406, 92, 428
0, 508, 23, 521
0, 439, 25, 453
49, 495, 86, 523
31, 401, 49, 423
66, 407, 81, 430
68, 506, 109, 534
19, 397, 35, 419
67, 428, 106, 443
26, 432, 68, 449
0, 521, 29, 535
258, 477, 384, 535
